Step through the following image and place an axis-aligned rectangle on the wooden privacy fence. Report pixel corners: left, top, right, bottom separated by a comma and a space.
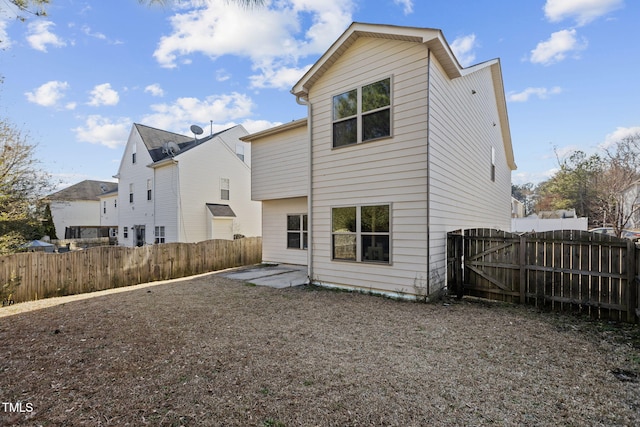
447, 229, 640, 322
0, 237, 262, 304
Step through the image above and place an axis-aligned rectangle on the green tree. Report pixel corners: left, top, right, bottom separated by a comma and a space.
535, 149, 603, 223
0, 117, 54, 254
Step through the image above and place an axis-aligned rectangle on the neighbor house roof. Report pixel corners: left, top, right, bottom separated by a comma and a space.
134, 123, 241, 164
46, 180, 118, 201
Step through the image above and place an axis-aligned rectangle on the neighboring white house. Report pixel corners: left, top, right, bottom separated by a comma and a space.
46, 180, 118, 239
114, 123, 261, 247
622, 180, 640, 230
242, 23, 516, 298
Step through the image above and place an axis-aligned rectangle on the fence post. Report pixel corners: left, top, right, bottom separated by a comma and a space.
519, 234, 527, 304
628, 240, 638, 323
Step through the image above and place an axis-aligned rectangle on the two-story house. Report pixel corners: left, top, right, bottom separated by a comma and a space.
46, 180, 118, 239
242, 23, 516, 299
115, 123, 261, 247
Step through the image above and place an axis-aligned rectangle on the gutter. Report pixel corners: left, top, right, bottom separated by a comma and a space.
295, 94, 313, 284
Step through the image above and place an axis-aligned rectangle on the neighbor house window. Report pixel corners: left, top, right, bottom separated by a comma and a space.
103, 201, 106, 214
132, 145, 137, 164
332, 204, 390, 263
287, 214, 308, 249
114, 199, 117, 208
333, 77, 391, 148
154, 226, 165, 244
147, 179, 152, 201
220, 178, 230, 200
123, 227, 128, 238
129, 183, 134, 203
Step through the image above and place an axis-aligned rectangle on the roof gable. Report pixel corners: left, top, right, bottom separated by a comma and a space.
292, 22, 461, 98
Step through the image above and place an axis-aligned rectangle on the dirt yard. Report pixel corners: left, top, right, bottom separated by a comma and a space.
1, 271, 639, 426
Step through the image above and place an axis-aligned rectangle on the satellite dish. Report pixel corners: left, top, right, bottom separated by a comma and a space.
162, 141, 181, 157
190, 124, 204, 136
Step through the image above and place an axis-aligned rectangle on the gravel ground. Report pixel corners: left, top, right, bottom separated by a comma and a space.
1, 271, 639, 426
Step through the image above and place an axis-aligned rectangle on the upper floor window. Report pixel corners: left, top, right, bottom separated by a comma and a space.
147, 179, 152, 201
103, 201, 106, 214
220, 178, 230, 200
332, 77, 391, 148
491, 147, 496, 182
132, 144, 137, 164
129, 183, 134, 203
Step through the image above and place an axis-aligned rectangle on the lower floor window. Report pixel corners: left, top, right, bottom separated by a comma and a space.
287, 214, 308, 249
154, 226, 165, 244
332, 204, 390, 263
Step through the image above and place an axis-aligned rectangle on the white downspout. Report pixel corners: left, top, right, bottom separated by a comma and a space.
296, 94, 313, 283
426, 49, 432, 297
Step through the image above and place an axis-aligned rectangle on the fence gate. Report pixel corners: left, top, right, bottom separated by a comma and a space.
446, 228, 639, 322
462, 228, 523, 303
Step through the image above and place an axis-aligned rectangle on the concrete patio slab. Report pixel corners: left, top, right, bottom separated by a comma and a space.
221, 264, 308, 289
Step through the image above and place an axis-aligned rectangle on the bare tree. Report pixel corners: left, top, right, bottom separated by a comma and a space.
595, 133, 640, 236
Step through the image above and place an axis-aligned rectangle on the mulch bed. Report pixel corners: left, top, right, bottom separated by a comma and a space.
1, 273, 639, 426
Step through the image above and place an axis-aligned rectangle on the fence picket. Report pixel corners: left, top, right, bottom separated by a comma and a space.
0, 238, 262, 304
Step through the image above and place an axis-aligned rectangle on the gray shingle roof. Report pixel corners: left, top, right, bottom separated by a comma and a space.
47, 180, 118, 201
206, 204, 236, 217
134, 123, 232, 163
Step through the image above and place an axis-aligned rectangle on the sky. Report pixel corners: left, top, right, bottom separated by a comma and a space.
0, 0, 638, 190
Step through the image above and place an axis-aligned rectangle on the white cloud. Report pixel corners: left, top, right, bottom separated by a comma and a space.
153, 0, 354, 89
215, 69, 231, 82
249, 63, 312, 90
141, 92, 255, 131
393, 0, 414, 15
25, 80, 70, 107
530, 29, 587, 65
450, 34, 477, 67
88, 83, 119, 107
507, 86, 562, 102
544, 0, 623, 26
0, 9, 13, 50
512, 169, 558, 185
240, 119, 284, 134
144, 84, 165, 97
26, 20, 66, 52
602, 126, 640, 148
73, 115, 131, 149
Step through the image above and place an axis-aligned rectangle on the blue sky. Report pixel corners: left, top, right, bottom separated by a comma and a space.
0, 0, 638, 189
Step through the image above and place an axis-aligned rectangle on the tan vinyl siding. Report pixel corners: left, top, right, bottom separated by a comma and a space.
427, 55, 512, 281
261, 198, 308, 265
308, 37, 430, 294
251, 126, 308, 201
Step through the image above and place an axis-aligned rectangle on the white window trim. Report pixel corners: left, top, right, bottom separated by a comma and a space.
286, 214, 308, 250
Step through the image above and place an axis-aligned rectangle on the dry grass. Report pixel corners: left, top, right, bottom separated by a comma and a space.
1, 272, 639, 426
